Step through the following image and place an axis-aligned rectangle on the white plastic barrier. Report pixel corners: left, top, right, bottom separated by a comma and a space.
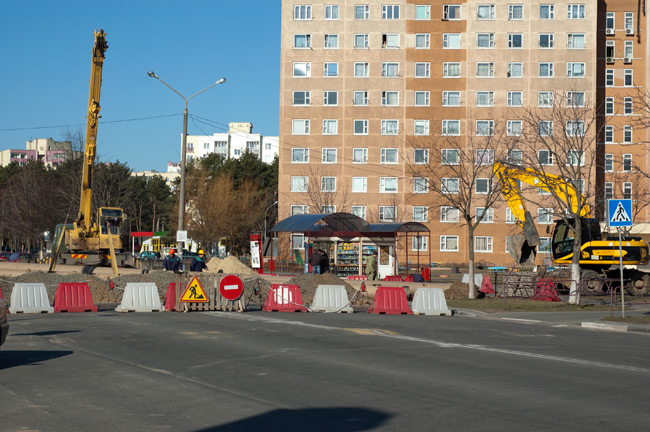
310, 285, 353, 313
411, 288, 452, 316
462, 273, 483, 287
10, 283, 54, 313
115, 283, 163, 312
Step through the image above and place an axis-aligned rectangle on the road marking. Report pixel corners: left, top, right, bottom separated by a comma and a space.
208, 312, 650, 374
342, 328, 400, 336
501, 318, 542, 324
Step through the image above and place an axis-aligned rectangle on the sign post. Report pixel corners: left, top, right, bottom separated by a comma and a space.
608, 199, 633, 318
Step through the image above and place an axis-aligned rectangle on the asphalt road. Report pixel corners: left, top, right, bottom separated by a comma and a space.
1, 310, 649, 431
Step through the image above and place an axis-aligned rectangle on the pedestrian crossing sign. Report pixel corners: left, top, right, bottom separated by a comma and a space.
180, 276, 209, 302
608, 199, 633, 227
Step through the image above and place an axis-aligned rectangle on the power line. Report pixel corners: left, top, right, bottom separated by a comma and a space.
0, 114, 181, 132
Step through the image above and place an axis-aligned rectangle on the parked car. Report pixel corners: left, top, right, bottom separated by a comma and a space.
139, 251, 159, 260
0, 298, 8, 347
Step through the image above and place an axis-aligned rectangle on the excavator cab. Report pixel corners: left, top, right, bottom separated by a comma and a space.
551, 218, 602, 260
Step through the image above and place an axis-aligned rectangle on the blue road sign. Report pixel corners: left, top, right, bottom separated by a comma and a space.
608, 199, 633, 227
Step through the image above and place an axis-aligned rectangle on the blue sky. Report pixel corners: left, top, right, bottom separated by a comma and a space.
0, 0, 281, 172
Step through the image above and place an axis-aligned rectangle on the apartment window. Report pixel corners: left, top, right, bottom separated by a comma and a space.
382, 4, 400, 19
290, 176, 308, 192
566, 91, 585, 107
292, 148, 309, 163
354, 62, 369, 77
381, 91, 399, 106
380, 177, 398, 192
566, 149, 585, 166
506, 208, 516, 224
415, 91, 430, 106
476, 120, 495, 136
294, 34, 311, 49
624, 125, 633, 143
415, 34, 430, 49
476, 62, 494, 77
325, 4, 339, 19
414, 177, 429, 193
623, 154, 632, 172
507, 120, 523, 136
624, 97, 633, 114
323, 62, 338, 77
605, 97, 614, 115
381, 148, 398, 163
624, 69, 633, 86
355, 4, 369, 19
443, 91, 461, 106
321, 176, 336, 192
567, 62, 585, 78
293, 62, 311, 77
321, 205, 336, 214
538, 121, 553, 136
475, 149, 493, 166
442, 120, 461, 136
477, 33, 495, 48
442, 148, 461, 165
382, 62, 399, 77
509, 4, 523, 19
354, 119, 368, 135
354, 34, 369, 48
604, 182, 614, 200
476, 207, 494, 223
476, 178, 492, 194
604, 126, 613, 143
540, 4, 554, 19
322, 120, 338, 135
441, 236, 459, 252
476, 91, 494, 106
507, 91, 522, 106
443, 5, 461, 20
442, 178, 460, 194
354, 91, 368, 106
441, 206, 459, 223
292, 119, 310, 135
416, 5, 430, 19
379, 206, 396, 222
477, 4, 495, 19
539, 34, 554, 48
353, 148, 368, 163
414, 120, 430, 136
414, 149, 429, 164
443, 34, 461, 48
566, 121, 585, 137
508, 33, 523, 48
567, 33, 585, 49
604, 154, 613, 172
624, 41, 633, 58
293, 91, 311, 105
323, 91, 338, 105
324, 34, 339, 49
606, 40, 615, 58
291, 206, 308, 217
475, 236, 493, 253
294, 5, 312, 20
381, 120, 399, 135
508, 62, 523, 78
415, 63, 430, 78
538, 208, 554, 224
623, 182, 632, 199
351, 206, 366, 219
508, 149, 523, 164
539, 62, 554, 77
413, 207, 428, 223
538, 149, 553, 165
567, 4, 585, 19
352, 177, 367, 193
382, 33, 400, 48
443, 63, 461, 78
605, 69, 614, 87
606, 12, 615, 30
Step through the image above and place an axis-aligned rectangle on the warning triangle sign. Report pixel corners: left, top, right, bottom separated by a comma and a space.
180, 276, 209, 303
611, 202, 631, 223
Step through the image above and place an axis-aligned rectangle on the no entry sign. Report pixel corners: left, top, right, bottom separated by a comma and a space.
219, 275, 244, 301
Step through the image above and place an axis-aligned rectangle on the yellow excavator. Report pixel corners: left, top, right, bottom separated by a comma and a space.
495, 162, 650, 295
53, 30, 133, 269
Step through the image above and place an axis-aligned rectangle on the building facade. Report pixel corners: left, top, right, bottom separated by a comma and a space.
0, 138, 78, 168
279, 1, 649, 265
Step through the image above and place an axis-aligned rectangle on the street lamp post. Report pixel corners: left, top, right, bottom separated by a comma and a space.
263, 200, 279, 242
147, 71, 226, 258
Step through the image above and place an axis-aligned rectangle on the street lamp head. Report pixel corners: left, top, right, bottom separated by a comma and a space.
147, 70, 158, 79
217, 78, 226, 84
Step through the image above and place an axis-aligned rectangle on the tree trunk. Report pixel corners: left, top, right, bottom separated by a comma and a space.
568, 221, 582, 305
468, 224, 476, 299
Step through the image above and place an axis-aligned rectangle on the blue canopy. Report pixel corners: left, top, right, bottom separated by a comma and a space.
270, 213, 429, 237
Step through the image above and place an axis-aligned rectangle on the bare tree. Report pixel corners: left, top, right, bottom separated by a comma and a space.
300, 165, 351, 214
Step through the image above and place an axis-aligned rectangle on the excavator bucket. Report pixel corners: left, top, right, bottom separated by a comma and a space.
507, 233, 537, 265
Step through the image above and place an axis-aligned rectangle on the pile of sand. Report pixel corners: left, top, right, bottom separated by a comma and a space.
444, 282, 478, 299
205, 256, 256, 275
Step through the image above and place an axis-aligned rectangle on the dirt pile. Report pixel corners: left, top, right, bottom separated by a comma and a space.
205, 256, 256, 275
284, 273, 357, 305
444, 282, 479, 299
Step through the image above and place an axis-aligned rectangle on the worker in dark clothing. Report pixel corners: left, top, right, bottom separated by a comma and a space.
319, 249, 329, 274
309, 249, 322, 275
190, 250, 209, 272
162, 248, 182, 273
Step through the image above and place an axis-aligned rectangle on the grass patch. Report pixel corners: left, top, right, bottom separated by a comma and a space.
447, 297, 611, 313
603, 315, 650, 325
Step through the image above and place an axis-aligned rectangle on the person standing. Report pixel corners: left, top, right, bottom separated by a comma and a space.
309, 249, 322, 275
365, 249, 378, 280
162, 248, 182, 273
319, 249, 329, 274
190, 250, 208, 272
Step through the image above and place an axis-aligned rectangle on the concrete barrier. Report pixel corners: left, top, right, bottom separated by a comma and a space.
411, 288, 452, 316
10, 283, 54, 313
310, 285, 353, 313
115, 283, 163, 312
